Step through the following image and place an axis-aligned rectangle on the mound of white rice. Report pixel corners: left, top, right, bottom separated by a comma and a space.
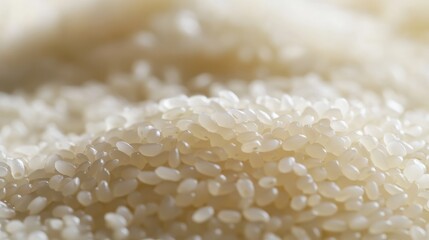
1, 0, 429, 239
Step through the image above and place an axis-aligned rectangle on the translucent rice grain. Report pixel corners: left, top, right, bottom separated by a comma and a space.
278, 157, 295, 173
105, 213, 127, 229
256, 188, 278, 206
383, 183, 404, 195
360, 202, 380, 216
62, 177, 80, 196
364, 181, 380, 200
404, 203, 423, 218
290, 195, 307, 211
301, 115, 315, 126
207, 181, 222, 196
219, 91, 239, 104
369, 221, 392, 234
229, 109, 248, 124
192, 206, 214, 223
95, 181, 113, 203
359, 135, 378, 151
341, 164, 360, 180
9, 159, 26, 179
322, 219, 347, 232
190, 124, 210, 140
116, 206, 133, 223
137, 171, 162, 186
389, 215, 412, 228
370, 148, 389, 171
168, 148, 181, 168
212, 111, 236, 128
54, 160, 76, 177
236, 179, 255, 198
255, 110, 272, 125
116, 141, 135, 156
177, 178, 198, 193
292, 163, 308, 176
318, 182, 341, 198
326, 160, 342, 180
386, 193, 408, 210
312, 202, 337, 216
259, 139, 281, 152
305, 143, 327, 159
242, 140, 261, 153
217, 210, 242, 224
63, 215, 80, 227
404, 161, 426, 182
307, 194, 321, 207
282, 135, 308, 151
155, 166, 182, 181
237, 131, 260, 143
336, 186, 364, 202
113, 179, 138, 197
119, 166, 140, 180
348, 216, 369, 230
195, 161, 221, 177
272, 128, 288, 140
160, 96, 187, 110
416, 174, 429, 189
27, 197, 48, 215
346, 200, 363, 212
258, 177, 277, 188
243, 208, 270, 222
48, 175, 64, 191
139, 143, 163, 157
386, 141, 407, 156
198, 113, 218, 132
162, 107, 186, 120
331, 120, 348, 132
77, 191, 93, 206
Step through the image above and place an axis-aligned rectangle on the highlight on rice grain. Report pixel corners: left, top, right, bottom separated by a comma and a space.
1, 0, 429, 239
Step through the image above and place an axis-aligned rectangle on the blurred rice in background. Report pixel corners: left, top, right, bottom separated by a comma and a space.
1, 0, 428, 103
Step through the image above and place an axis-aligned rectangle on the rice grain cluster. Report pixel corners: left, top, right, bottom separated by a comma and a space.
0, 91, 428, 240
2, 0, 429, 240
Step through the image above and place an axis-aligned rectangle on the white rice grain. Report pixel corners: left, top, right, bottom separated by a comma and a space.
192, 206, 214, 223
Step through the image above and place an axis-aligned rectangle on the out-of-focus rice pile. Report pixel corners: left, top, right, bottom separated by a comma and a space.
2, 0, 429, 239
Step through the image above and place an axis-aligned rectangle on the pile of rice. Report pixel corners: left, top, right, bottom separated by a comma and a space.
2, 0, 429, 239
